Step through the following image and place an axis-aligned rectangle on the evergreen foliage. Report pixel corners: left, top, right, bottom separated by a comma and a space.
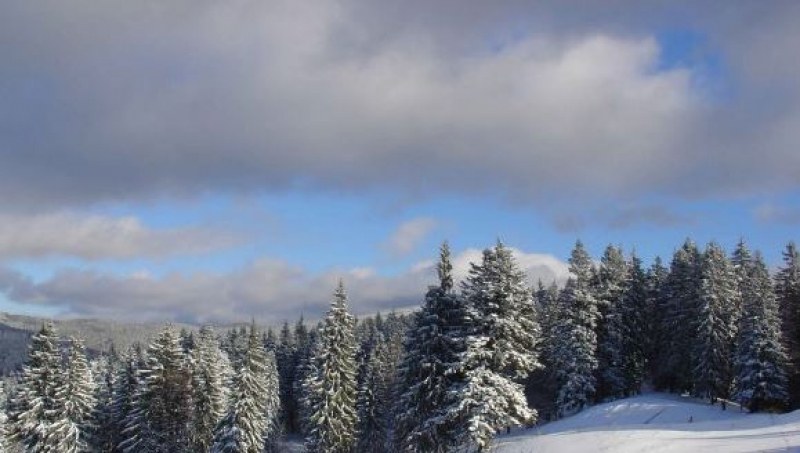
693, 242, 738, 401
734, 252, 788, 411
620, 253, 648, 395
394, 242, 467, 452
191, 326, 230, 452
595, 245, 628, 400
553, 241, 599, 416
659, 240, 701, 393
212, 323, 279, 453
121, 325, 193, 452
303, 282, 359, 453
777, 242, 800, 407
0, 381, 7, 453
51, 337, 96, 453
8, 322, 65, 452
454, 241, 539, 449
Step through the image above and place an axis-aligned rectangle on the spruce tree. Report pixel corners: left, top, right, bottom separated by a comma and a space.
454, 241, 539, 449
304, 281, 359, 453
595, 245, 628, 400
693, 242, 738, 402
553, 241, 599, 416
620, 253, 648, 395
191, 326, 230, 451
212, 322, 279, 453
394, 242, 468, 453
90, 352, 119, 452
276, 320, 299, 434
659, 240, 701, 393
121, 325, 193, 451
357, 334, 392, 453
647, 256, 670, 387
734, 252, 788, 412
50, 337, 96, 453
776, 241, 800, 407
0, 381, 7, 453
8, 322, 64, 452
113, 346, 145, 452
526, 280, 561, 421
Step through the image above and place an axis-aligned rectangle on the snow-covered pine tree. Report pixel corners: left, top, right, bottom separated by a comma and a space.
276, 321, 299, 434
89, 351, 119, 452
50, 337, 97, 453
180, 328, 195, 354
731, 240, 751, 323
734, 251, 788, 412
356, 334, 392, 453
112, 346, 145, 452
526, 280, 561, 421
620, 252, 648, 396
8, 322, 64, 452
553, 241, 599, 416
693, 242, 738, 402
263, 349, 282, 451
297, 328, 323, 438
121, 325, 193, 452
646, 256, 670, 386
304, 281, 359, 453
292, 316, 314, 435
0, 381, 7, 453
394, 242, 468, 453
211, 322, 278, 453
659, 240, 701, 393
776, 241, 800, 407
594, 245, 628, 401
191, 326, 230, 452
264, 328, 277, 353
454, 241, 539, 449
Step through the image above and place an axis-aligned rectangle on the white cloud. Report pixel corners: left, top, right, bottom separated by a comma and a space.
0, 212, 237, 260
384, 217, 438, 256
0, 246, 569, 323
449, 247, 570, 285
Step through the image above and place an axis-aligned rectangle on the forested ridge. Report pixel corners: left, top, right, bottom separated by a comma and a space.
0, 239, 798, 452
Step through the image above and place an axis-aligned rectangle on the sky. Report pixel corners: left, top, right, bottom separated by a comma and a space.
1, 0, 800, 324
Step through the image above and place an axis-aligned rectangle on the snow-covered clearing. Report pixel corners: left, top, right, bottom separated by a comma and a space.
495, 393, 800, 452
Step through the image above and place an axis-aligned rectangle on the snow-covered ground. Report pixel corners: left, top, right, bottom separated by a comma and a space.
495, 393, 800, 452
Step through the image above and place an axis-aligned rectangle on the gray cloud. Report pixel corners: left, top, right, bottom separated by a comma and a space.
554, 204, 694, 232
1, 1, 798, 211
0, 247, 569, 323
604, 205, 694, 230
0, 212, 238, 260
754, 203, 800, 225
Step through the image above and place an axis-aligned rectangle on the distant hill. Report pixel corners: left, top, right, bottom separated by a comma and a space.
0, 311, 195, 375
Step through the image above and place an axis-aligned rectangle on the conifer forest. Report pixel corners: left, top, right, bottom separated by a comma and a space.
0, 238, 799, 452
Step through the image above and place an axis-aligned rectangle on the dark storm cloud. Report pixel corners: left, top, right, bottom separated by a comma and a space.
1, 1, 799, 210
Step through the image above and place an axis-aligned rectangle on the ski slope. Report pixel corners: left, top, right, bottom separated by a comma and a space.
495, 393, 800, 452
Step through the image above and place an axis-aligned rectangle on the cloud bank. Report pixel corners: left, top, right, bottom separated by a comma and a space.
2, 1, 798, 210
0, 247, 569, 323
0, 212, 237, 260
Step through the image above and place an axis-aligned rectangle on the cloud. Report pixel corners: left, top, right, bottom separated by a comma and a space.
0, 246, 569, 323
754, 203, 800, 225
0, 212, 238, 260
4, 0, 797, 214
384, 217, 438, 256
555, 204, 695, 232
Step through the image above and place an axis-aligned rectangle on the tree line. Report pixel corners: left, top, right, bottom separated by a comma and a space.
0, 239, 798, 452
